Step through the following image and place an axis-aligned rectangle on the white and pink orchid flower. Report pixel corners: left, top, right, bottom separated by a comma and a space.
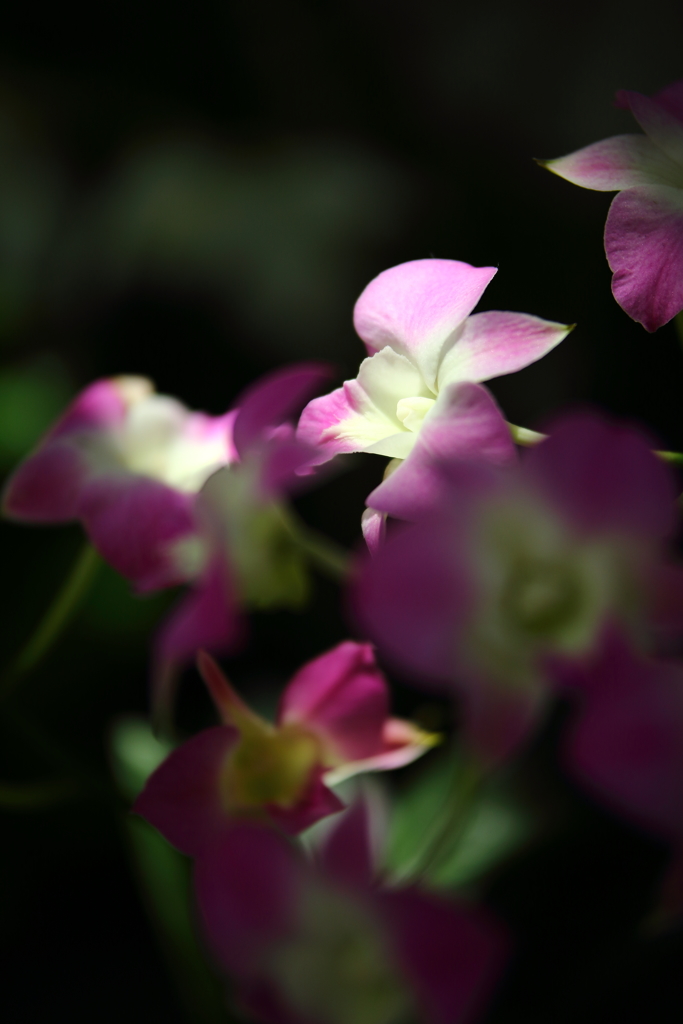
297, 259, 571, 546
542, 80, 683, 332
2, 376, 237, 591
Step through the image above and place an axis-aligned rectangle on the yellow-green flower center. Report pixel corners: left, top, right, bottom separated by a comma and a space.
221, 723, 320, 810
501, 556, 582, 637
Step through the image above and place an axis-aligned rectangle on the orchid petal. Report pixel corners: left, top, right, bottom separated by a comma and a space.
2, 441, 88, 521
354, 259, 497, 390
651, 79, 683, 124
196, 650, 262, 727
378, 889, 508, 1024
297, 347, 427, 459
564, 634, 683, 842
605, 184, 683, 331
50, 377, 133, 438
153, 558, 243, 725
353, 516, 473, 685
542, 134, 683, 191
323, 718, 439, 785
194, 824, 301, 977
267, 774, 345, 836
78, 475, 197, 591
279, 641, 389, 762
233, 363, 333, 460
361, 507, 386, 554
133, 726, 238, 857
368, 383, 515, 522
319, 800, 375, 889
621, 90, 683, 168
523, 411, 677, 540
119, 398, 236, 491
437, 312, 572, 387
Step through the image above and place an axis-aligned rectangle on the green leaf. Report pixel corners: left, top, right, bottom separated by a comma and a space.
385, 744, 533, 889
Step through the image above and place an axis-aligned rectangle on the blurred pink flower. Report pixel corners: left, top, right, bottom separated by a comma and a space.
2, 375, 237, 591
562, 630, 683, 845
543, 80, 683, 331
151, 364, 335, 702
194, 800, 508, 1024
354, 411, 682, 762
135, 645, 437, 853
298, 259, 570, 545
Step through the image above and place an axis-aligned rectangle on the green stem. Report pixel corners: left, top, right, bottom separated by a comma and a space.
283, 511, 350, 582
0, 541, 100, 702
508, 422, 683, 465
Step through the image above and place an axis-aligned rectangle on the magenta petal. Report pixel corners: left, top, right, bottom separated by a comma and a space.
319, 799, 375, 889
564, 635, 683, 842
194, 824, 300, 977
2, 441, 88, 521
258, 435, 320, 497
296, 384, 366, 462
620, 90, 683, 167
279, 641, 389, 762
523, 411, 677, 540
155, 558, 242, 667
652, 79, 683, 124
354, 259, 497, 389
133, 726, 238, 857
378, 889, 508, 1024
353, 517, 472, 685
49, 378, 128, 439
605, 184, 683, 331
368, 383, 515, 522
232, 363, 333, 460
361, 507, 387, 554
267, 772, 344, 835
78, 475, 197, 590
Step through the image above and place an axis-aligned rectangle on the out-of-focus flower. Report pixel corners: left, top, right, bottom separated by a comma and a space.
135, 645, 437, 853
298, 257, 570, 472
562, 630, 683, 845
194, 800, 508, 1024
152, 364, 336, 698
354, 412, 681, 761
2, 375, 236, 590
542, 80, 683, 332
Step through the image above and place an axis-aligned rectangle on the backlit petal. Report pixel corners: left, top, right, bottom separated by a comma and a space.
437, 312, 571, 387
542, 134, 683, 191
354, 259, 497, 390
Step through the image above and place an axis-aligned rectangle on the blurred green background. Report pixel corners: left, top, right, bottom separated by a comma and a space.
1, 2, 682, 1021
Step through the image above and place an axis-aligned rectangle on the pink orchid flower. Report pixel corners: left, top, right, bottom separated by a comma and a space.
353, 411, 682, 763
151, 365, 335, 707
2, 375, 237, 591
194, 800, 508, 1024
134, 644, 438, 853
542, 80, 683, 332
298, 259, 571, 545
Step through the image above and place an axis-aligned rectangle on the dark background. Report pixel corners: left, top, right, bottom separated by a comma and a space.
1, 1, 683, 1021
